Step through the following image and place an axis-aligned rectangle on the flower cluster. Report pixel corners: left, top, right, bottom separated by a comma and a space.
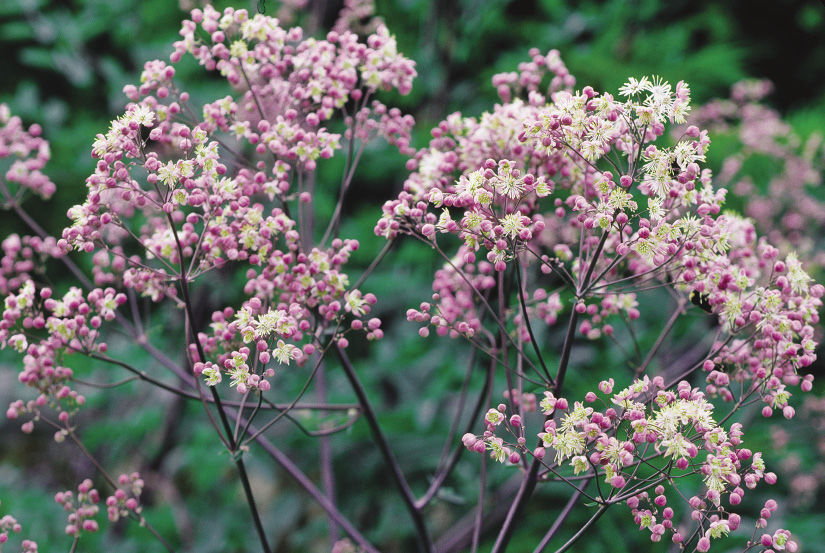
22, 4, 419, 399
0, 104, 55, 201
2, 282, 128, 433
381, 49, 821, 419
193, 237, 382, 393
0, 501, 37, 553
1, 4, 821, 552
60, 4, 416, 284
463, 377, 797, 551
55, 479, 101, 537
0, 234, 61, 296
689, 80, 825, 267
105, 473, 145, 523
375, 48, 823, 552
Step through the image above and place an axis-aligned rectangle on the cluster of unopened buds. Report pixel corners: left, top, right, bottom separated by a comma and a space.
105, 473, 144, 523
0, 501, 37, 553
54, 479, 100, 537
0, 103, 56, 201
1, 282, 131, 433
0, 234, 61, 296
688, 80, 825, 266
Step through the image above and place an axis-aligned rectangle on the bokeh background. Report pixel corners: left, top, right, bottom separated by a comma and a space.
1, 0, 824, 551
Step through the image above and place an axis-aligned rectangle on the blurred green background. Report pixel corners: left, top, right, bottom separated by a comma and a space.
1, 0, 824, 552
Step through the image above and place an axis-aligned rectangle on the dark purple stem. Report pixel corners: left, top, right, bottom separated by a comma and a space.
334, 345, 433, 553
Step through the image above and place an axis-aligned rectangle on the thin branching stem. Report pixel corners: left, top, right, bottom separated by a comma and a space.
334, 345, 433, 553
515, 262, 553, 384
532, 477, 593, 553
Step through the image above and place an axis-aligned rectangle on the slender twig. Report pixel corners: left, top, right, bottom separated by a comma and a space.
241, 354, 326, 445
238, 63, 266, 121
249, 428, 381, 553
552, 505, 609, 553
350, 238, 396, 291
491, 317, 580, 553
334, 346, 433, 553
412, 233, 541, 374
498, 270, 516, 413
553, 306, 580, 397
522, 245, 576, 289
515, 262, 553, 384
491, 229, 608, 552
433, 473, 523, 553
64, 430, 175, 553
431, 349, 478, 473
635, 297, 687, 377
471, 452, 488, 553
471, 353, 496, 553
578, 229, 610, 296
317, 361, 340, 544
321, 93, 372, 246
71, 374, 140, 389
532, 477, 593, 553
72, 361, 356, 412
235, 392, 261, 445
490, 455, 542, 553
415, 352, 492, 509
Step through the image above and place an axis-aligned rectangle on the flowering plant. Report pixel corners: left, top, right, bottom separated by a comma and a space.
0, 3, 821, 553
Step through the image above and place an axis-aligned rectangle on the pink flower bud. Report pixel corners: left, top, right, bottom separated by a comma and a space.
609, 475, 626, 488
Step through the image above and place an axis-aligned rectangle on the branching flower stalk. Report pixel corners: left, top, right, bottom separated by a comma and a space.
384, 54, 819, 552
